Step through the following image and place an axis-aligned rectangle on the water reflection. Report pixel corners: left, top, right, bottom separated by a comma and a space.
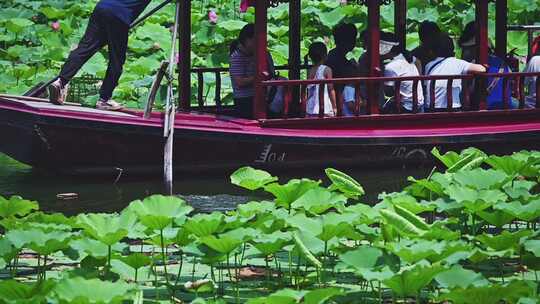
0, 154, 430, 215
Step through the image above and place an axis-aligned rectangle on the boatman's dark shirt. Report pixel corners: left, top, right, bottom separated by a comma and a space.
97, 0, 151, 25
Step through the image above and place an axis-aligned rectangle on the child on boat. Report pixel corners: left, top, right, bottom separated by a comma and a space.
524, 36, 540, 107
304, 42, 337, 117
381, 32, 424, 113
424, 33, 487, 111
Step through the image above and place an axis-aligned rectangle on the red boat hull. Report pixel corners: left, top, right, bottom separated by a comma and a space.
1, 97, 540, 176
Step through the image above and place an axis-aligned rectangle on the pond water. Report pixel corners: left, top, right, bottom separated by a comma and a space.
0, 153, 429, 215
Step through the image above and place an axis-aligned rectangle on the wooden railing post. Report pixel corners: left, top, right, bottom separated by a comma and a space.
289, 0, 301, 115
254, 0, 268, 119
475, 0, 489, 110
495, 0, 507, 59
394, 0, 407, 49
179, 0, 191, 111
367, 0, 381, 115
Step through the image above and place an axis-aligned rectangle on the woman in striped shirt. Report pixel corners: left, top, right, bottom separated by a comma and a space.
229, 24, 274, 119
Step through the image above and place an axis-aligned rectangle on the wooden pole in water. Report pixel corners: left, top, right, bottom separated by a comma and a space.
164, 0, 181, 195
179, 0, 191, 111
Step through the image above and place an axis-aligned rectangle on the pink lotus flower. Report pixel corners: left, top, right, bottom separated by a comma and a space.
51, 21, 60, 31
175, 53, 180, 64
340, 0, 347, 4
208, 9, 218, 24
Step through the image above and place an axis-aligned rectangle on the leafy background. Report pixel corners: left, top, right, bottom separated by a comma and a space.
0, 0, 539, 108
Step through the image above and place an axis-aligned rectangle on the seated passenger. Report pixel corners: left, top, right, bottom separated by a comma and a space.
424, 33, 487, 110
304, 42, 337, 117
229, 24, 275, 119
381, 32, 424, 113
459, 22, 515, 110
326, 23, 359, 114
412, 21, 441, 73
524, 37, 540, 108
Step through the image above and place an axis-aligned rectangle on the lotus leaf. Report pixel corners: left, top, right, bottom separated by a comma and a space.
476, 209, 516, 227
290, 187, 347, 214
445, 186, 507, 213
524, 240, 540, 257
251, 231, 292, 256
303, 287, 344, 304
383, 262, 445, 297
437, 280, 536, 304
379, 191, 436, 214
475, 230, 532, 252
70, 238, 126, 259
76, 213, 136, 246
293, 231, 322, 268
485, 155, 539, 177
184, 212, 225, 237
231, 167, 277, 190
325, 168, 365, 199
200, 234, 243, 255
494, 199, 540, 222
435, 265, 489, 289
110, 259, 151, 282
453, 169, 509, 190
379, 209, 426, 237
126, 195, 193, 230
184, 279, 217, 294
237, 201, 276, 218
0, 195, 38, 218
0, 280, 55, 304
264, 179, 321, 209
52, 277, 137, 304
246, 289, 305, 304
6, 229, 71, 256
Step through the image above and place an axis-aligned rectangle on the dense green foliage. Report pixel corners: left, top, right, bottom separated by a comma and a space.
0, 0, 539, 108
0, 148, 539, 303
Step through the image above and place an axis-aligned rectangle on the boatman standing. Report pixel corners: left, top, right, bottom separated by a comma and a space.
49, 0, 151, 111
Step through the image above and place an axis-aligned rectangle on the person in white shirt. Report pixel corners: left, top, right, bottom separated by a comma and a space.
304, 42, 337, 117
381, 32, 424, 113
524, 38, 540, 108
424, 33, 486, 110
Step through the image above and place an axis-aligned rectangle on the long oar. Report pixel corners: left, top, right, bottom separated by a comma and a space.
163, 0, 180, 195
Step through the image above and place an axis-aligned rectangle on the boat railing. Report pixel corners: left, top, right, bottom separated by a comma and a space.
191, 65, 308, 113
260, 71, 540, 119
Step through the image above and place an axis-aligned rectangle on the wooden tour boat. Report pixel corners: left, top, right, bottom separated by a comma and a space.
1, 0, 540, 184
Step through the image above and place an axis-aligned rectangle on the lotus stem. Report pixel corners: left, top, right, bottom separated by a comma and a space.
173, 251, 183, 293
159, 229, 170, 287
235, 253, 240, 304
288, 251, 293, 286
265, 256, 270, 289
191, 256, 196, 281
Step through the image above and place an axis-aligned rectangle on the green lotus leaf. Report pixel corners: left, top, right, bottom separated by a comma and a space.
431, 148, 464, 170
339, 246, 384, 271
523, 240, 540, 257
494, 199, 540, 222
286, 213, 322, 236
237, 201, 276, 218
70, 238, 126, 259
200, 234, 243, 255
453, 169, 509, 190
476, 230, 532, 251
120, 253, 151, 270
0, 237, 17, 263
445, 185, 507, 213
184, 212, 225, 237
0, 280, 55, 304
290, 187, 347, 215
246, 289, 304, 304
342, 203, 379, 224
379, 209, 426, 237
383, 262, 446, 298
379, 192, 436, 214
0, 195, 38, 218
76, 212, 136, 246
264, 179, 321, 209
303, 287, 344, 304
251, 231, 292, 256
25, 212, 74, 228
317, 212, 356, 242
325, 168, 365, 199
437, 280, 536, 304
6, 228, 71, 256
434, 265, 489, 289
216, 20, 248, 31
293, 231, 322, 268
406, 176, 445, 198
485, 155, 539, 177
231, 167, 278, 191
385, 239, 447, 264
468, 248, 513, 264
5, 18, 33, 34
125, 195, 193, 230
184, 279, 217, 293
174, 228, 195, 247
476, 209, 515, 227
110, 259, 151, 282
52, 277, 137, 304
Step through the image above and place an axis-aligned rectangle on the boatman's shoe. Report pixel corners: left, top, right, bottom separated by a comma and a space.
48, 79, 69, 105
96, 99, 124, 111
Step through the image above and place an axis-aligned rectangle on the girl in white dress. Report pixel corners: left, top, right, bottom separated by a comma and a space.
304, 42, 337, 117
